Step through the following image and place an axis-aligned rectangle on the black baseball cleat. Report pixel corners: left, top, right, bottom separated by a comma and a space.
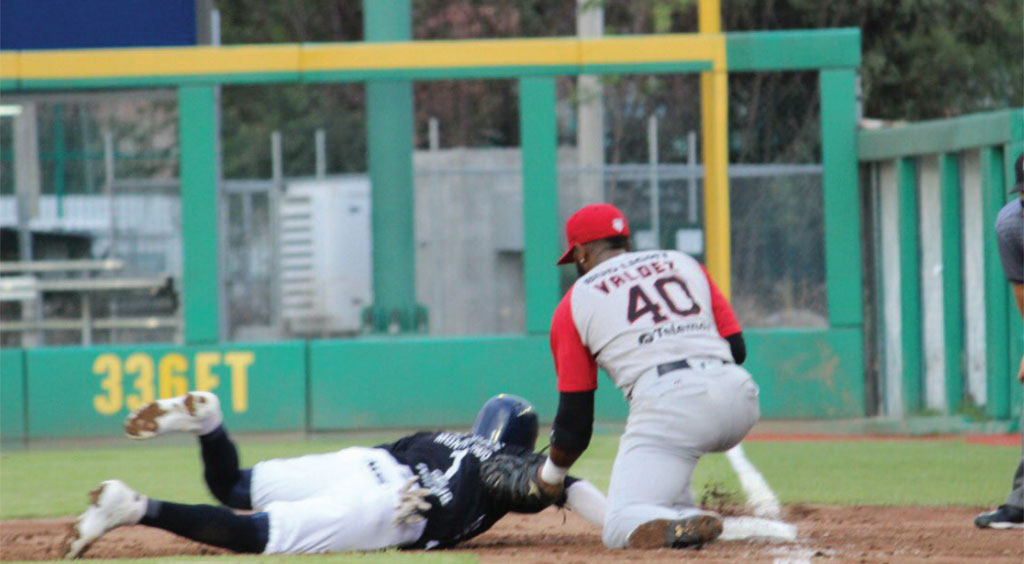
974, 505, 1024, 529
626, 513, 723, 549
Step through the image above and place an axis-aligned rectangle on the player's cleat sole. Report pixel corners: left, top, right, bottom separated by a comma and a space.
974, 505, 1024, 530
626, 513, 724, 549
66, 480, 146, 559
124, 391, 222, 439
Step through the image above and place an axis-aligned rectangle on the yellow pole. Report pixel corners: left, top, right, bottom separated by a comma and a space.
698, 0, 731, 297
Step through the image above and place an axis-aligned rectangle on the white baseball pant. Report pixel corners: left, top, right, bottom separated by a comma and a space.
251, 446, 426, 554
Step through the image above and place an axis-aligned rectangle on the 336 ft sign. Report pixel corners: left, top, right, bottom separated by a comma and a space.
92, 351, 254, 416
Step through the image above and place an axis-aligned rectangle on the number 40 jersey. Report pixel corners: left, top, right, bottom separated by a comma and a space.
551, 250, 742, 397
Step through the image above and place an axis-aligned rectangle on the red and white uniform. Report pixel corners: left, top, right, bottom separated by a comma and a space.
551, 250, 741, 398
550, 249, 759, 549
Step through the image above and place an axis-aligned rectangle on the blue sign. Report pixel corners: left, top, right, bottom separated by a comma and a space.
1, 0, 197, 50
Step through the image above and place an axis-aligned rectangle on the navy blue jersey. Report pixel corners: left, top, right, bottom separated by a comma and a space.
378, 431, 575, 549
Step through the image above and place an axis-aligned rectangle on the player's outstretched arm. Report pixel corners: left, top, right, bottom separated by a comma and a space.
561, 479, 606, 527
539, 390, 595, 489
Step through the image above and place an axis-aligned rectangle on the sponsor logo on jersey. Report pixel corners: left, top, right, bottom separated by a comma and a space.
637, 320, 714, 345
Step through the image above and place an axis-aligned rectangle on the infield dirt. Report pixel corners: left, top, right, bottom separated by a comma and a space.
2, 504, 1020, 563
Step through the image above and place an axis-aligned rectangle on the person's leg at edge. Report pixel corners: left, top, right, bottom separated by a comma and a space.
1006, 406, 1024, 510
973, 397, 1024, 529
1006, 457, 1024, 509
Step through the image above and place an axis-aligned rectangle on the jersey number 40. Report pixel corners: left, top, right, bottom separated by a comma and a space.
626, 276, 701, 324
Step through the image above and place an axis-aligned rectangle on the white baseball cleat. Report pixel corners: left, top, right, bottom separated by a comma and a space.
124, 391, 223, 439
65, 480, 147, 559
626, 511, 724, 549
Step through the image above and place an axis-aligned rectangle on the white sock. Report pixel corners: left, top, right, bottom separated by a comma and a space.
197, 409, 223, 436
127, 493, 148, 525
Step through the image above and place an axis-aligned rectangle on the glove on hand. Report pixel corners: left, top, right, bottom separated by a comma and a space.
480, 453, 564, 514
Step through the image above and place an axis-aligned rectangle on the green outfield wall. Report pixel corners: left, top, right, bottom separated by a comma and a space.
18, 342, 306, 439
1, 330, 862, 441
309, 330, 863, 430
308, 336, 630, 430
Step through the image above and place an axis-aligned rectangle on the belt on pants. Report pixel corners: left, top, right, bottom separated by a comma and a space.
656, 357, 732, 376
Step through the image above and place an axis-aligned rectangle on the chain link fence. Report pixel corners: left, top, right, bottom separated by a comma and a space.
2, 69, 830, 344
0, 95, 181, 346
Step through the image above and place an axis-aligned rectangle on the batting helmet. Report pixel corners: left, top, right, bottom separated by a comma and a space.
472, 394, 539, 450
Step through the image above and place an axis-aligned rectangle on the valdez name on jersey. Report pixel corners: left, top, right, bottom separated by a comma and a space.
552, 250, 742, 396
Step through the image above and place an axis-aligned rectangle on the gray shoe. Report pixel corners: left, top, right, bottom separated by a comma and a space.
974, 505, 1024, 530
626, 513, 724, 549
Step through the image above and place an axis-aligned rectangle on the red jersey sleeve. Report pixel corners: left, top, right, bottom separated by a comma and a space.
549, 290, 598, 392
700, 265, 742, 337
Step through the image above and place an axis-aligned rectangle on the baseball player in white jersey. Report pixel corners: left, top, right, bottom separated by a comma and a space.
534, 203, 761, 549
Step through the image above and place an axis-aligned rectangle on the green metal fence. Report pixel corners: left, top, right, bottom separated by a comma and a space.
0, 22, 870, 439
858, 109, 1024, 423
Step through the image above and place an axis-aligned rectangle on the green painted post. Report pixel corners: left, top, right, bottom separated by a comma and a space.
1, 349, 27, 441
858, 110, 1023, 161
178, 86, 221, 344
939, 153, 964, 413
898, 157, 923, 414
726, 29, 861, 71
519, 77, 561, 334
981, 146, 1009, 419
364, 0, 419, 332
820, 69, 863, 328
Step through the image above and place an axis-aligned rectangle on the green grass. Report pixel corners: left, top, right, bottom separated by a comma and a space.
1, 431, 1019, 563
739, 440, 1019, 506
1, 433, 402, 519
2, 432, 1017, 520
545, 433, 1019, 508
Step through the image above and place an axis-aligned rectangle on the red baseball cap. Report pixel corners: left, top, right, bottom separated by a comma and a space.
556, 204, 631, 265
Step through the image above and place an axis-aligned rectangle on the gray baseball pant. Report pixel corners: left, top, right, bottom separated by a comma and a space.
1006, 406, 1023, 509
602, 362, 760, 548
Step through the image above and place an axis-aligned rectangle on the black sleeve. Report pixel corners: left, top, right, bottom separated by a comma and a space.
551, 390, 595, 455
726, 331, 746, 365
